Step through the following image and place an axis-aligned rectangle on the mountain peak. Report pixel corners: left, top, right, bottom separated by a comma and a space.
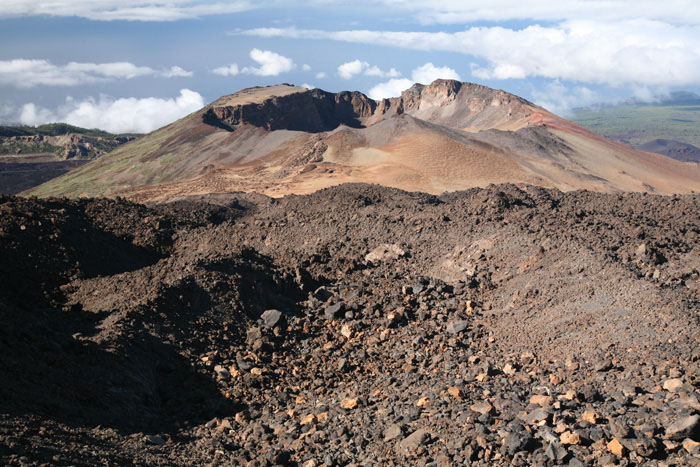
202, 80, 541, 135
26, 80, 700, 201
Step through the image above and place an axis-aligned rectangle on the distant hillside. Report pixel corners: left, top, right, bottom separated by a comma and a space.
637, 139, 700, 163
0, 123, 139, 160
570, 92, 700, 160
0, 123, 139, 194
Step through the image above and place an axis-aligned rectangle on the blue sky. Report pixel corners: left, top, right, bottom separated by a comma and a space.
2, 1, 700, 133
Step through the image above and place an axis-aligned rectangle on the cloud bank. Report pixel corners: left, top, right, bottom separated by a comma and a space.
16, 89, 204, 134
0, 0, 256, 22
0, 59, 192, 88
372, 1, 700, 25
242, 19, 700, 88
4, 1, 700, 24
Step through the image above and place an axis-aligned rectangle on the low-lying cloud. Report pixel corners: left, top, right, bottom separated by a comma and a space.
368, 62, 461, 99
530, 80, 599, 115
212, 49, 295, 77
0, 59, 193, 88
15, 89, 204, 134
337, 60, 400, 79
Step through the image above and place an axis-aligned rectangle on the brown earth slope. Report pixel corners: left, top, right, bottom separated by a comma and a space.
26, 81, 700, 201
1, 184, 700, 465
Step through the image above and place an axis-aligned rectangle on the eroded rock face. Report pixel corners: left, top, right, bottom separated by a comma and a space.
0, 133, 134, 159
203, 88, 379, 133
201, 80, 539, 134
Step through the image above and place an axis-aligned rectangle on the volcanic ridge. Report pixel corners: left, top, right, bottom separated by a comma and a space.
27, 80, 700, 202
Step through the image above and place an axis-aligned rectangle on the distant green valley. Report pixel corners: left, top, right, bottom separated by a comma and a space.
570, 92, 700, 162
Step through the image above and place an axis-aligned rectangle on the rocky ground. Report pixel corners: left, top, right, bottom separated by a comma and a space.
1, 183, 699, 466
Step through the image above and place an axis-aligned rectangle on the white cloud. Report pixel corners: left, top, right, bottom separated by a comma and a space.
369, 1, 700, 25
241, 20, 700, 88
338, 60, 367, 79
211, 64, 240, 76
0, 59, 191, 88
315, 72, 327, 79
368, 62, 461, 99
15, 89, 204, 134
367, 78, 413, 100
530, 80, 599, 115
19, 103, 55, 126
301, 83, 315, 89
302, 64, 312, 71
211, 50, 294, 77
411, 62, 460, 84
162, 65, 193, 77
0, 0, 256, 22
242, 49, 295, 76
337, 59, 401, 79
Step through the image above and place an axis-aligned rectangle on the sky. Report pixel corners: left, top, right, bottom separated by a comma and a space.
2, 1, 700, 133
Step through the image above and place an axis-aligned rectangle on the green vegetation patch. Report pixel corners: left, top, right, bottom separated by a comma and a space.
571, 104, 700, 147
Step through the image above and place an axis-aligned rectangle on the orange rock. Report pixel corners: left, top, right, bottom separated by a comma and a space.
560, 431, 581, 445
447, 386, 463, 400
340, 397, 359, 410
607, 438, 626, 457
530, 395, 553, 407
582, 410, 598, 424
416, 396, 430, 407
683, 438, 700, 454
300, 414, 316, 425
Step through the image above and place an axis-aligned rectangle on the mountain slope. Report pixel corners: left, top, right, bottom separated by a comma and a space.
27, 81, 700, 201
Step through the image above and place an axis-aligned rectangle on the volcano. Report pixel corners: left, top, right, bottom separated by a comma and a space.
27, 80, 700, 201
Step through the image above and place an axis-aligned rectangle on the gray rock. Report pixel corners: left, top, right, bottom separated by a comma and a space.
384, 423, 403, 442
324, 302, 345, 320
145, 434, 166, 446
313, 286, 333, 302
523, 408, 550, 424
398, 428, 430, 452
544, 441, 568, 462
665, 414, 700, 441
672, 394, 700, 411
609, 419, 631, 439
503, 431, 531, 455
365, 243, 405, 263
446, 320, 468, 334
261, 309, 283, 328
214, 365, 230, 379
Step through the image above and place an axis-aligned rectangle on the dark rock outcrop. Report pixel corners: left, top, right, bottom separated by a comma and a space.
202, 80, 538, 134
